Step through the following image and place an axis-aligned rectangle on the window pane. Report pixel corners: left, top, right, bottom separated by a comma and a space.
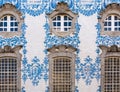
64, 16, 67, 20
0, 28, 3, 31
64, 28, 68, 31
108, 16, 111, 20
4, 16, 7, 21
4, 22, 7, 26
108, 22, 111, 26
52, 15, 72, 32
69, 22, 72, 26
64, 22, 67, 26
0, 22, 3, 26
53, 22, 56, 26
10, 16, 14, 20
15, 28, 18, 31
0, 15, 18, 32
108, 28, 111, 31
4, 28, 7, 31
114, 16, 118, 20
57, 22, 61, 26
10, 28, 13, 31
15, 22, 18, 26
11, 22, 14, 26
57, 16, 61, 20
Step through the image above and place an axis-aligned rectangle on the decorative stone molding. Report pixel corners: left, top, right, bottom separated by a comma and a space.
48, 45, 76, 92
47, 2, 78, 37
0, 45, 22, 92
99, 45, 120, 92
98, 3, 120, 36
0, 3, 24, 38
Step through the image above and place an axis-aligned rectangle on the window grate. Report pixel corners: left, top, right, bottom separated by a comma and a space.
0, 57, 17, 92
104, 57, 120, 92
52, 57, 72, 92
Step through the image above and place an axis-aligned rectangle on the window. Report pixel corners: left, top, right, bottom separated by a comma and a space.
47, 2, 77, 37
99, 45, 120, 92
99, 3, 120, 36
0, 3, 23, 37
0, 45, 22, 92
0, 15, 18, 32
48, 45, 76, 92
52, 15, 72, 32
53, 57, 72, 92
104, 15, 120, 31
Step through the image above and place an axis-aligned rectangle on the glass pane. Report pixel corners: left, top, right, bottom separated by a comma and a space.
69, 22, 72, 26
64, 28, 68, 31
114, 22, 118, 26
53, 22, 56, 26
108, 28, 111, 31
0, 22, 3, 27
64, 16, 67, 20
108, 22, 111, 26
15, 28, 18, 31
108, 16, 111, 20
57, 22, 61, 26
104, 28, 107, 31
10, 16, 14, 20
115, 28, 118, 31
4, 22, 7, 26
10, 22, 14, 26
114, 16, 118, 20
10, 28, 13, 31
15, 22, 18, 26
4, 16, 7, 21
0, 28, 3, 31
104, 22, 107, 26
64, 22, 67, 26
4, 28, 7, 31
57, 16, 61, 20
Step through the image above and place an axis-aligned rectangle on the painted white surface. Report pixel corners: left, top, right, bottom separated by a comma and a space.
22, 13, 100, 92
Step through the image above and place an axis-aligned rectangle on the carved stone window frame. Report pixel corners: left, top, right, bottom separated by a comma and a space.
98, 3, 120, 36
0, 3, 24, 38
47, 2, 78, 37
99, 45, 120, 92
47, 45, 76, 92
0, 45, 22, 92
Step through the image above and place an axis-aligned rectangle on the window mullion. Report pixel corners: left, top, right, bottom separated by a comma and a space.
112, 15, 114, 31
61, 16, 64, 31
8, 16, 10, 32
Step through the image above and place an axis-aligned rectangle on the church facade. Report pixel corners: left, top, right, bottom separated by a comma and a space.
0, 0, 120, 92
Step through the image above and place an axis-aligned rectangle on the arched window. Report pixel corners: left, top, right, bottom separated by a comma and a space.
99, 3, 120, 36
99, 45, 120, 92
52, 15, 72, 32
47, 2, 77, 37
0, 46, 22, 92
0, 15, 18, 32
0, 3, 23, 38
48, 45, 76, 92
104, 15, 120, 31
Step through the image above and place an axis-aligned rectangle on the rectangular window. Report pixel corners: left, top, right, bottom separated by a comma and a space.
104, 57, 120, 92
0, 57, 17, 91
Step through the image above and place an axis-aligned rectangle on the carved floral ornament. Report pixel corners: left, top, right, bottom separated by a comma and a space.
47, 2, 78, 37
